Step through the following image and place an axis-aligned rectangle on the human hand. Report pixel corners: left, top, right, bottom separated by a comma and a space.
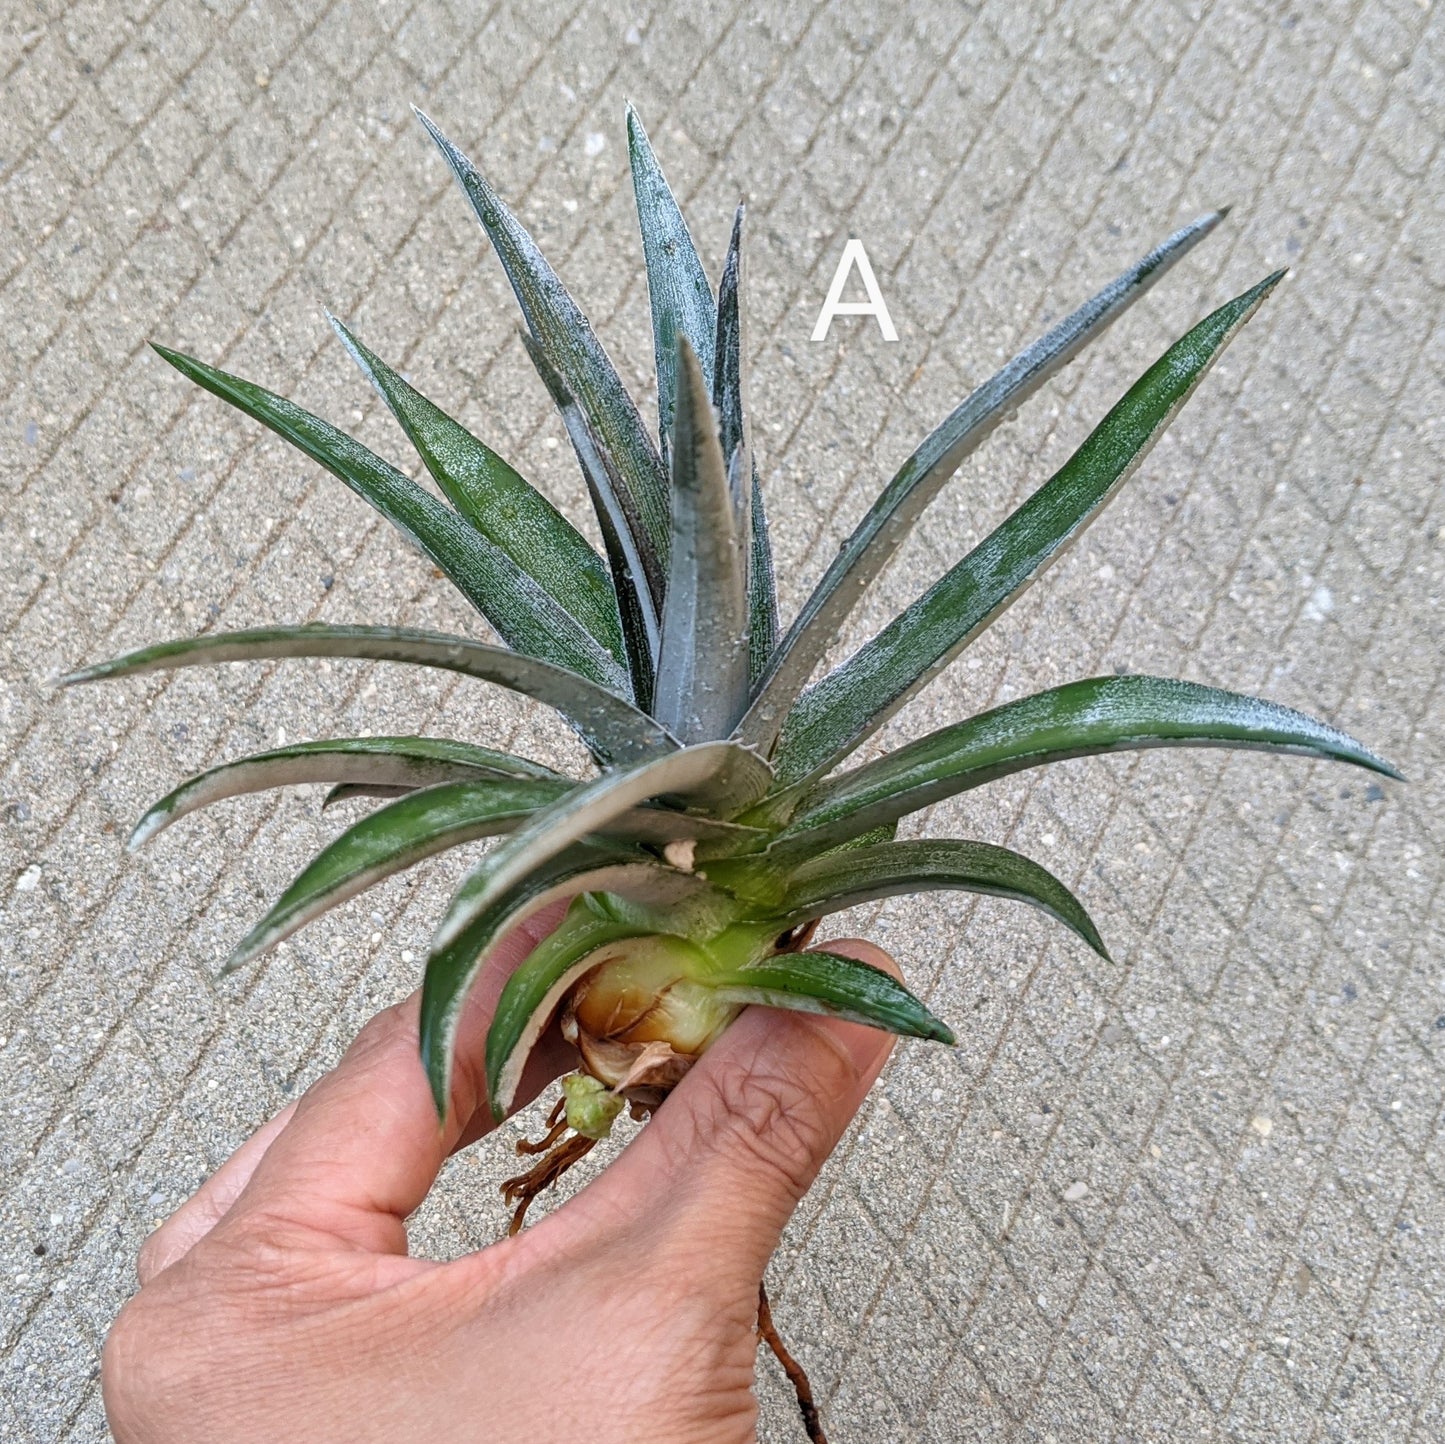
102, 908, 900, 1444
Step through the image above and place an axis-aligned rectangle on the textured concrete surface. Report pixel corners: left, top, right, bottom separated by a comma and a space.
1, 0, 1442, 1439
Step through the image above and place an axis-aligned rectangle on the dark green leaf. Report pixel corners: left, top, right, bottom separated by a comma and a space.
713, 205, 778, 683
414, 109, 671, 566
771, 272, 1284, 783
712, 205, 746, 459
129, 735, 562, 850
227, 769, 759, 977
151, 344, 628, 693
738, 210, 1231, 753
711, 949, 953, 1043
627, 104, 716, 466
328, 316, 626, 664
746, 471, 779, 686
60, 624, 677, 767
431, 741, 774, 951
775, 839, 1107, 958
775, 674, 1402, 851
655, 339, 751, 742
225, 778, 569, 971
520, 332, 660, 707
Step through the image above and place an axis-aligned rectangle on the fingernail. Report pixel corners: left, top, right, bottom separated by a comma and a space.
812, 1014, 896, 1083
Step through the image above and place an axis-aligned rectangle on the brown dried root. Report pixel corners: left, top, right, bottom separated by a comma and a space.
500, 1131, 596, 1236
514, 1096, 569, 1156
757, 1281, 825, 1444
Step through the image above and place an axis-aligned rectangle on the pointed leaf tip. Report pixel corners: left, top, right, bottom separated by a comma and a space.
767, 838, 1110, 962
710, 948, 954, 1045
423, 102, 671, 567
771, 272, 1289, 781
629, 108, 717, 466
62, 625, 676, 767
146, 344, 630, 692
779, 674, 1401, 851
739, 211, 1237, 755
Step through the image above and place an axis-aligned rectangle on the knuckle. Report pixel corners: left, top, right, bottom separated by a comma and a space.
102, 1292, 187, 1438
103, 1233, 299, 1439
683, 1043, 846, 1202
348, 999, 415, 1061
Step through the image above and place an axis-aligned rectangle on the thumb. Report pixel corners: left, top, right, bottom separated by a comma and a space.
573, 939, 900, 1281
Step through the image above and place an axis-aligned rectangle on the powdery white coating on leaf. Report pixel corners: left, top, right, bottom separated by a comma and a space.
781, 674, 1400, 850
226, 779, 570, 971
654, 341, 751, 743
61, 625, 678, 768
770, 273, 1284, 783
771, 839, 1107, 959
414, 108, 672, 566
151, 345, 630, 695
627, 104, 717, 465
329, 316, 626, 665
128, 736, 564, 850
738, 209, 1232, 755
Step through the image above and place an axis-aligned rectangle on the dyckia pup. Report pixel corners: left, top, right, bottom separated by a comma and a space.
64, 106, 1398, 1443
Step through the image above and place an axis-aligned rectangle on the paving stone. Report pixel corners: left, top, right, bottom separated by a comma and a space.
3, 2, 1443, 1439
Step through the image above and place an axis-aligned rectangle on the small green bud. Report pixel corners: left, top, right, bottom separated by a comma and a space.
562, 1072, 624, 1141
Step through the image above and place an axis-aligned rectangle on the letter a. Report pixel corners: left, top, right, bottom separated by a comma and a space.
811, 238, 898, 342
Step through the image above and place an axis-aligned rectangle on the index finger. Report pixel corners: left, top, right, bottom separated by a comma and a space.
208, 901, 574, 1257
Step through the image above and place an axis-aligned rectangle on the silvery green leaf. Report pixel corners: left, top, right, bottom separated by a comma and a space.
711, 950, 953, 1043
713, 205, 778, 683
322, 783, 417, 809
151, 344, 628, 693
328, 316, 626, 664
520, 332, 660, 706
775, 674, 1401, 851
774, 839, 1106, 957
627, 104, 716, 466
129, 735, 562, 850
654, 338, 751, 742
228, 773, 759, 977
431, 741, 774, 951
738, 210, 1231, 753
226, 778, 569, 971
771, 272, 1284, 784
415, 108, 671, 565
60, 624, 677, 767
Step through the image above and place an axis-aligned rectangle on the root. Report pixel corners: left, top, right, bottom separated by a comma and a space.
757, 1281, 825, 1444
501, 1132, 596, 1236
514, 1096, 569, 1156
